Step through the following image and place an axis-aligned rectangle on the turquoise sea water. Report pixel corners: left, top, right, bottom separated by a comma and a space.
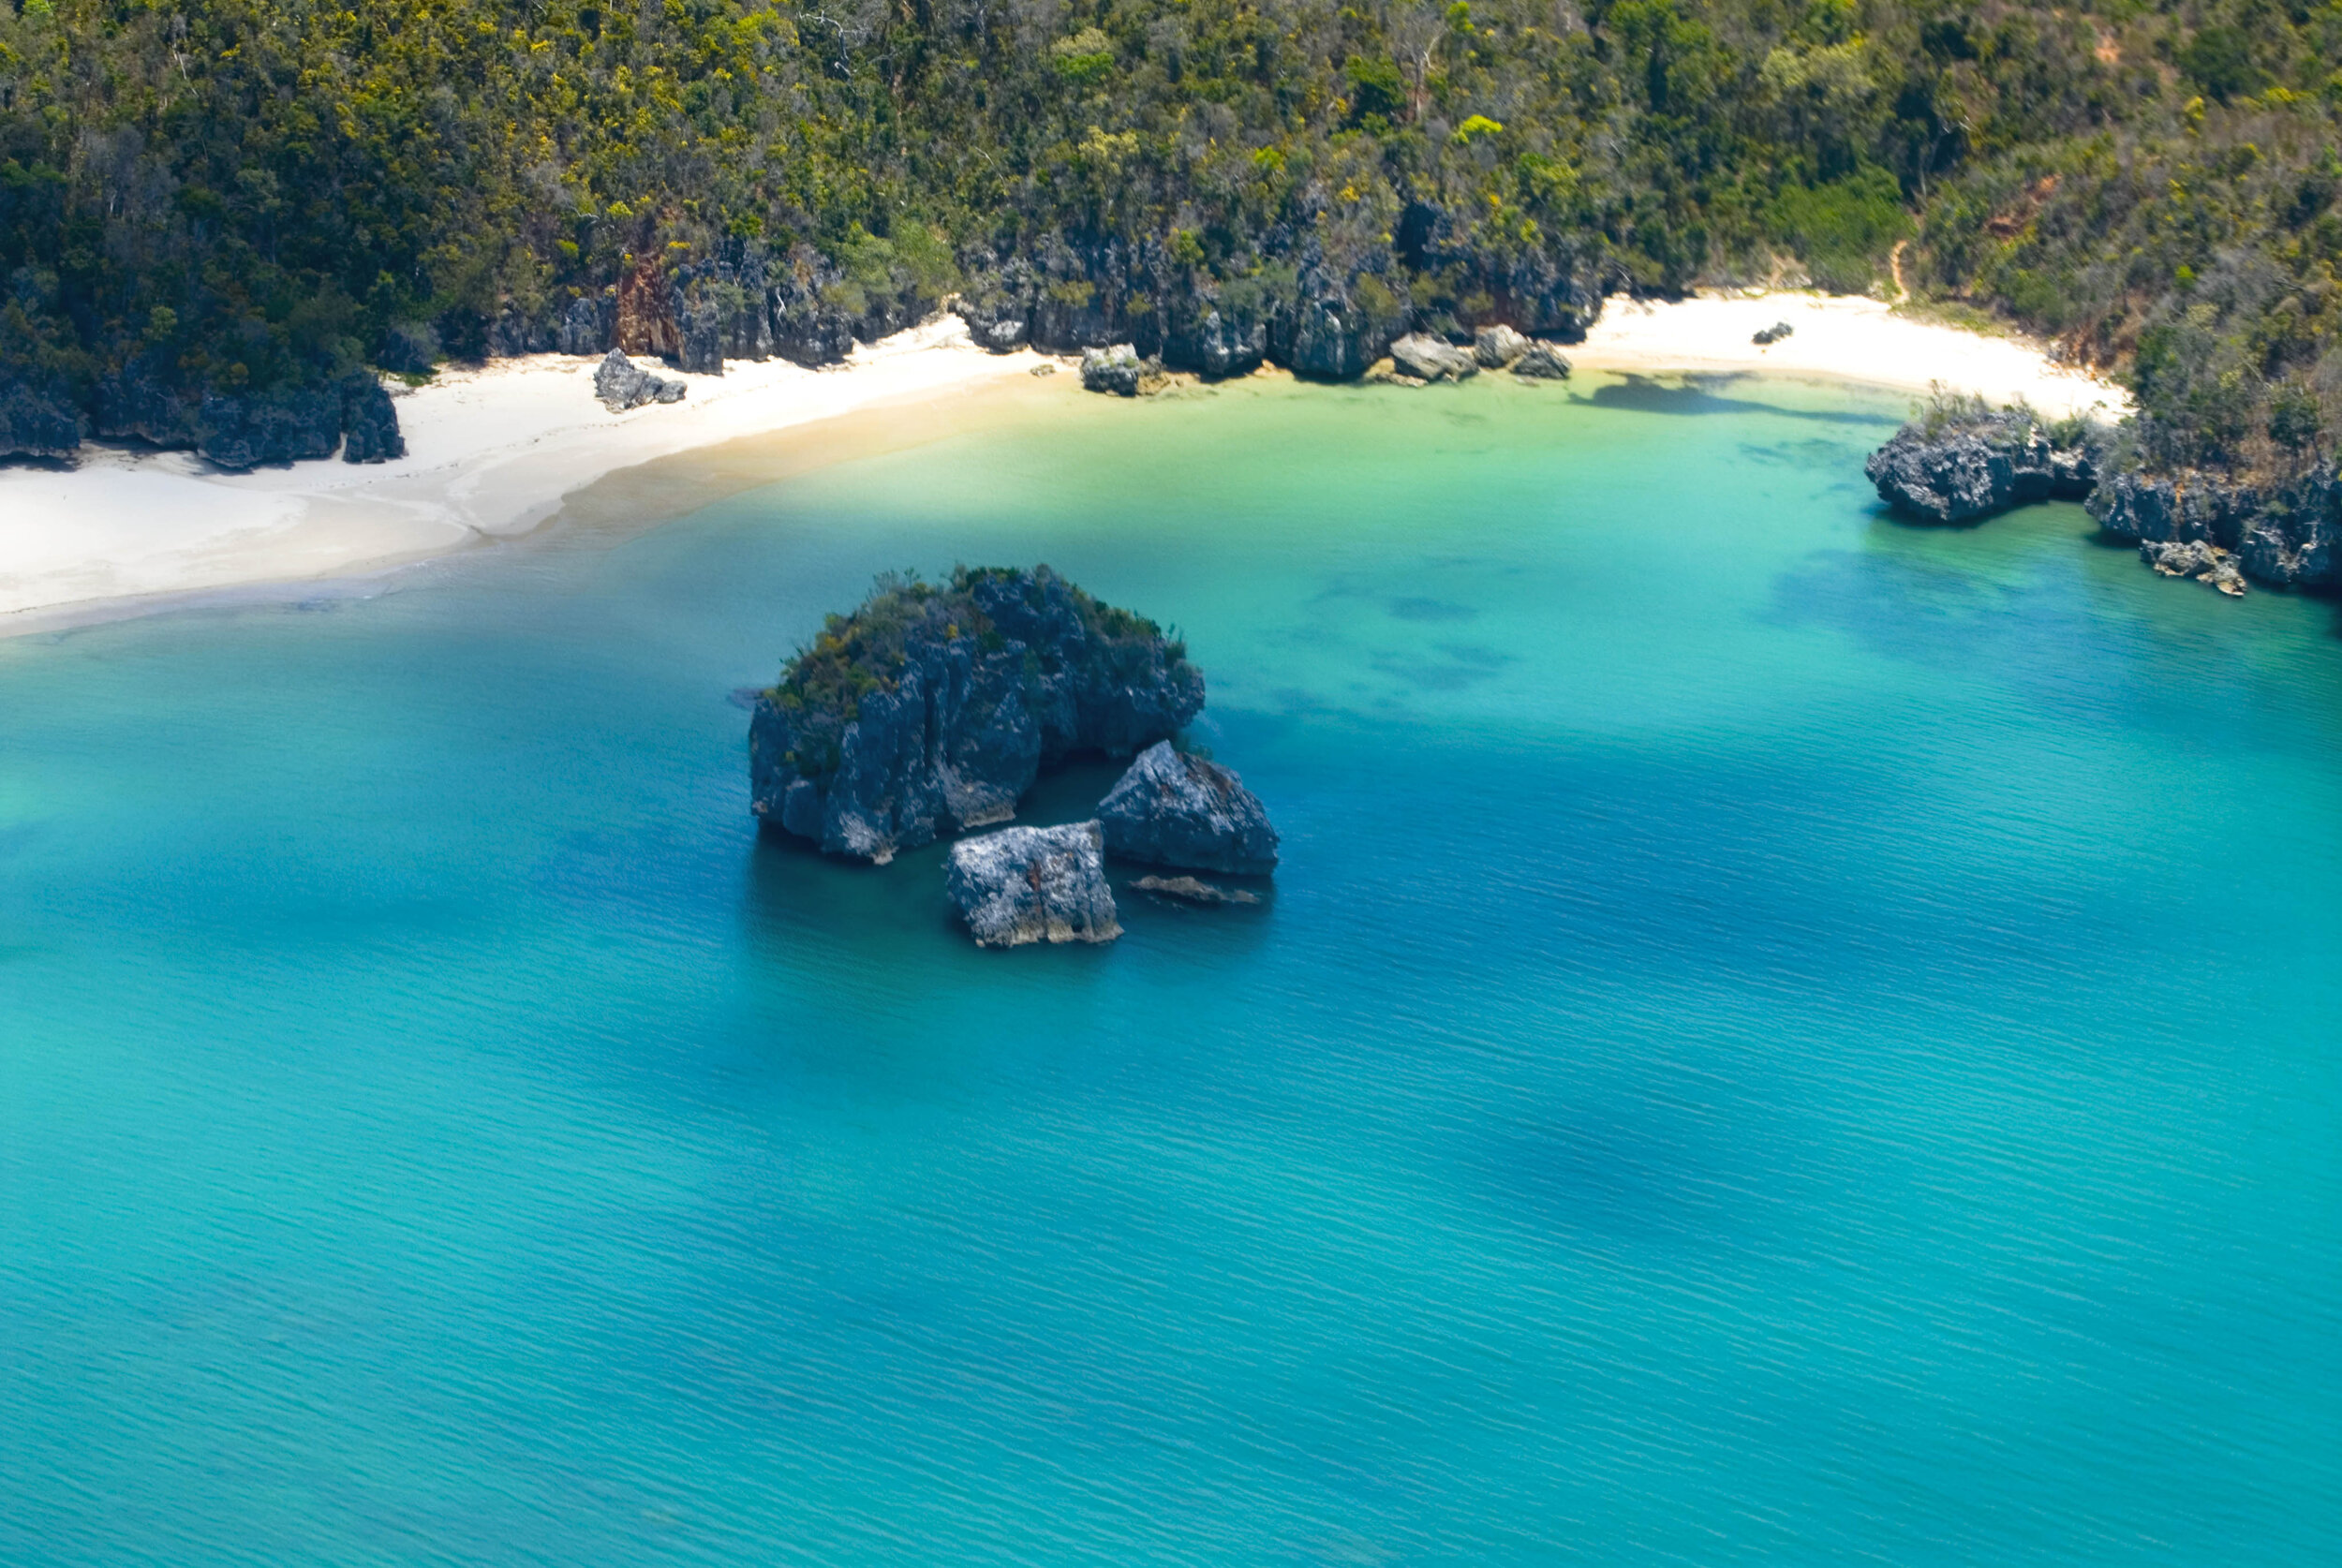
3, 373, 2338, 1564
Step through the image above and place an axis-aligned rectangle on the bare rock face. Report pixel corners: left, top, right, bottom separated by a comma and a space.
593, 349, 688, 411
947, 822, 1121, 947
1864, 412, 2100, 525
1097, 740, 1280, 875
1473, 324, 1530, 368
1511, 342, 1574, 380
749, 567, 1206, 864
0, 367, 84, 459
2141, 539, 2248, 596
1388, 333, 1478, 383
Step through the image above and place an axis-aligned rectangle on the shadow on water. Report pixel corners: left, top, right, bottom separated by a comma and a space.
1573, 373, 1898, 427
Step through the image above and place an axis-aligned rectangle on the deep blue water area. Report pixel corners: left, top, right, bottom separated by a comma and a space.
3, 374, 2336, 1564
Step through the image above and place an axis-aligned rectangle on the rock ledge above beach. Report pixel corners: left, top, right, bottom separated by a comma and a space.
947, 822, 1121, 947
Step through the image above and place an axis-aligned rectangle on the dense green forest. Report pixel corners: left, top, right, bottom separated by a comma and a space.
3, 0, 2340, 476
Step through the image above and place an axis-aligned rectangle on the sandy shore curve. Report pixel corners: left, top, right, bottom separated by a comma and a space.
0, 298, 2129, 636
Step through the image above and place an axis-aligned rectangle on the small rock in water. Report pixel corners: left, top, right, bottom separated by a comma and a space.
594, 348, 688, 411
1473, 325, 1530, 368
1510, 343, 1573, 380
1098, 740, 1280, 875
1388, 333, 1478, 383
1132, 875, 1260, 906
2141, 538, 2249, 596
1752, 320, 1795, 346
946, 821, 1121, 948
1080, 344, 1159, 397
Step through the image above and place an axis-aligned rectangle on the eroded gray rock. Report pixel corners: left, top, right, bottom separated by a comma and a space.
1079, 344, 1149, 396
1511, 343, 1573, 380
1098, 740, 1279, 875
947, 821, 1121, 947
1473, 325, 1530, 368
1864, 413, 2100, 525
594, 349, 688, 411
1389, 333, 1477, 383
1131, 874, 1259, 906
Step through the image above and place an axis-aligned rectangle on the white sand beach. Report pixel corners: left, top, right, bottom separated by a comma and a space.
0, 318, 1046, 633
1, 296, 2128, 634
1572, 291, 2130, 420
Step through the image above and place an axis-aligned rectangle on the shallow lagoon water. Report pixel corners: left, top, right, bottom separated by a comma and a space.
3, 374, 2337, 1564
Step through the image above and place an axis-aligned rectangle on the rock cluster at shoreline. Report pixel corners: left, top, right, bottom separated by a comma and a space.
1863, 412, 2100, 525
1, 366, 408, 468
1865, 407, 2341, 596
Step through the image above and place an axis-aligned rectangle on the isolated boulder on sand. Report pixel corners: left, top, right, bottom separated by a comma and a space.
594, 349, 688, 411
1098, 740, 1280, 876
946, 822, 1122, 947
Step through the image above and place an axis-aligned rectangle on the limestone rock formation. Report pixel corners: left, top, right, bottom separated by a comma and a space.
1511, 343, 1574, 380
2091, 466, 2339, 589
594, 349, 689, 411
2141, 539, 2248, 596
1864, 412, 2101, 524
1388, 333, 1477, 383
0, 368, 84, 460
1097, 740, 1280, 875
339, 374, 407, 464
1080, 344, 1149, 396
749, 567, 1206, 864
1474, 325, 1530, 368
946, 822, 1121, 947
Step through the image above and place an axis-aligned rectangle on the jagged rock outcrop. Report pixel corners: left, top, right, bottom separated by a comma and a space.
1864, 413, 2101, 524
0, 367, 83, 459
2090, 465, 2339, 588
1098, 741, 1280, 875
558, 294, 615, 356
594, 349, 688, 411
2140, 539, 2249, 595
1131, 874, 1260, 905
749, 566, 1207, 864
1073, 346, 1157, 400
1512, 342, 1573, 379
338, 373, 406, 463
1474, 325, 1529, 367
1388, 333, 1477, 383
946, 821, 1121, 947
196, 387, 344, 469
1753, 321, 1795, 346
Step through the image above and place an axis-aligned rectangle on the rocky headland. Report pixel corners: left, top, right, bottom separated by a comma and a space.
1863, 408, 2101, 525
1866, 401, 2341, 596
946, 821, 1122, 948
748, 566, 1204, 864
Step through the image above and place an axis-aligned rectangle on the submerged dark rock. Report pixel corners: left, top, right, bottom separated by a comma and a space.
947, 821, 1121, 947
1131, 874, 1260, 906
594, 349, 688, 411
1864, 412, 2101, 524
749, 567, 1206, 864
1098, 740, 1280, 875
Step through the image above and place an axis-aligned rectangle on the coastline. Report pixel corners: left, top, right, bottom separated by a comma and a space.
1570, 291, 2130, 420
0, 296, 2128, 637
0, 318, 1046, 637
